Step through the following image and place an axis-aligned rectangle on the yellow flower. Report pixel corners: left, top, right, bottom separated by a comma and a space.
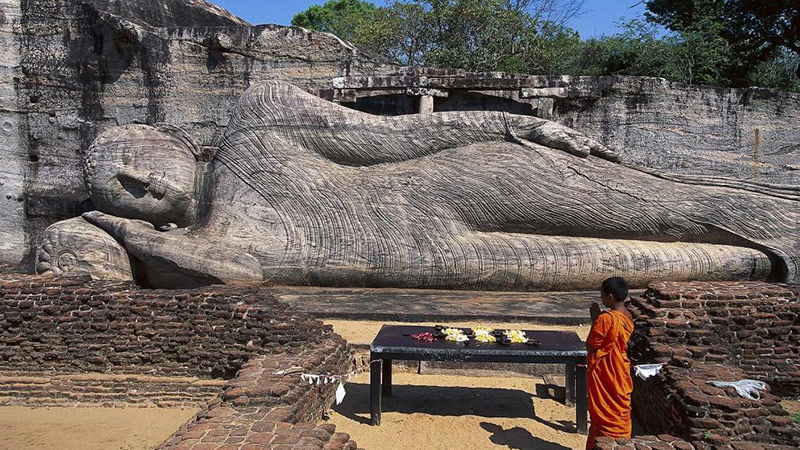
506, 329, 527, 344
444, 328, 468, 342
473, 326, 496, 343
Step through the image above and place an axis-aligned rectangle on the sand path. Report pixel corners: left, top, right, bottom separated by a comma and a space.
327, 372, 587, 450
0, 406, 197, 450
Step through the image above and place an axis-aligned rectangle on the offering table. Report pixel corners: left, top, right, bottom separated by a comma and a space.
369, 325, 588, 433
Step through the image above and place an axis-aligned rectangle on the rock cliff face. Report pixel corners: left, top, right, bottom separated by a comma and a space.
0, 0, 396, 271
332, 72, 800, 187
546, 76, 800, 186
1, 0, 798, 274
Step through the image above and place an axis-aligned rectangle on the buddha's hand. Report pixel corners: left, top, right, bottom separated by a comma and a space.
512, 116, 621, 163
82, 211, 263, 287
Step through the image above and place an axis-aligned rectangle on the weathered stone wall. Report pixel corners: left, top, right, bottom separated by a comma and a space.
0, 0, 28, 272
547, 77, 800, 186
626, 281, 800, 450
335, 71, 800, 187
0, 274, 343, 378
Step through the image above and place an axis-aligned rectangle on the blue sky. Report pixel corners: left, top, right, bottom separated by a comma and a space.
210, 0, 649, 38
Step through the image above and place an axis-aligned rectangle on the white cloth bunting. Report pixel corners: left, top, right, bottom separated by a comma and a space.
634, 363, 664, 380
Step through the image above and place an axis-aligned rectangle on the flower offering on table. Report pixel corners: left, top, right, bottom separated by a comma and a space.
506, 329, 527, 344
443, 328, 468, 343
472, 325, 496, 343
411, 332, 436, 342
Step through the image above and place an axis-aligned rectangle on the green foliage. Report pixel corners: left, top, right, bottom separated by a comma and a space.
575, 20, 678, 78
291, 0, 800, 91
645, 0, 800, 84
751, 48, 800, 92
793, 409, 800, 427
291, 0, 380, 42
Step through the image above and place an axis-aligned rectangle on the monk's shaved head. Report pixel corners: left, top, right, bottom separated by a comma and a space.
602, 277, 629, 303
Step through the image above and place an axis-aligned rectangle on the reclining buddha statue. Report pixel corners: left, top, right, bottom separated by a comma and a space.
36, 80, 799, 290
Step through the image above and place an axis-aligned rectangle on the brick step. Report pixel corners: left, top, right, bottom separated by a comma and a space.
0, 372, 224, 407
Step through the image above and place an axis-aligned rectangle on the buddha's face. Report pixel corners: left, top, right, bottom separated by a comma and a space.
85, 125, 197, 225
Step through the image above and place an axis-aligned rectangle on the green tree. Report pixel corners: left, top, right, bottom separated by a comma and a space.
291, 0, 380, 42
575, 20, 678, 78
524, 23, 584, 75
292, 0, 586, 72
645, 0, 800, 82
291, 0, 799, 91
749, 47, 800, 92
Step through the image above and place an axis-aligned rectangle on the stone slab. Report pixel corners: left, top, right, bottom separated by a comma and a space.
273, 286, 623, 325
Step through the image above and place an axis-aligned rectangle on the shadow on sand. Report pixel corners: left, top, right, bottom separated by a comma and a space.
480, 423, 574, 450
334, 381, 577, 437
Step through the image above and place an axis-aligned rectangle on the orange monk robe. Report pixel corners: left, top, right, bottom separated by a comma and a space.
585, 310, 635, 450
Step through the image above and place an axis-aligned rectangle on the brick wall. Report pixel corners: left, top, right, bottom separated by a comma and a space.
0, 273, 362, 449
627, 281, 800, 450
0, 275, 340, 379
595, 435, 695, 450
0, 373, 225, 407
158, 344, 359, 450
632, 363, 798, 449
630, 282, 800, 395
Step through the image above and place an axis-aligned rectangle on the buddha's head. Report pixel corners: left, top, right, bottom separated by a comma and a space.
85, 124, 199, 226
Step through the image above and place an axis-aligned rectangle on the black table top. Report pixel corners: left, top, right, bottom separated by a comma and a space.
370, 325, 586, 360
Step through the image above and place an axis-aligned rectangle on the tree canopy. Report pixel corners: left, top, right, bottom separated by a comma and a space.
291, 0, 380, 42
292, 0, 800, 91
646, 0, 800, 81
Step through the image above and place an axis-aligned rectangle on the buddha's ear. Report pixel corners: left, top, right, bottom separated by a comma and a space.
154, 123, 205, 161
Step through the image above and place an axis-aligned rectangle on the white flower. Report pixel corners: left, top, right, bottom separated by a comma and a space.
444, 328, 468, 342
473, 327, 496, 343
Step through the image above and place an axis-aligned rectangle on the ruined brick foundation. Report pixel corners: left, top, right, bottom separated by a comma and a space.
619, 281, 800, 450
0, 274, 360, 449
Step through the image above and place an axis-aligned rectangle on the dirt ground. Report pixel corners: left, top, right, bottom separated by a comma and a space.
327, 372, 588, 450
324, 320, 590, 449
0, 406, 198, 450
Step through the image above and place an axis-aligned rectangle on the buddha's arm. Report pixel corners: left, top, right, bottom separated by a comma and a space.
82, 211, 263, 288
369, 112, 620, 162
234, 81, 620, 166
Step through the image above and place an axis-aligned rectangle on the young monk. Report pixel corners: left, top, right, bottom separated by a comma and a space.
586, 276, 635, 450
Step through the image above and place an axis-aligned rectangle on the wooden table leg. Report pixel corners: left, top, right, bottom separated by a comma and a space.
382, 359, 392, 397
565, 363, 576, 406
576, 364, 588, 434
370, 354, 382, 426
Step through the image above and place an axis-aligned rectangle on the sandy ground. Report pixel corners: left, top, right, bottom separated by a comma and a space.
325, 320, 591, 344
327, 372, 587, 450
782, 398, 800, 419
0, 406, 198, 450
